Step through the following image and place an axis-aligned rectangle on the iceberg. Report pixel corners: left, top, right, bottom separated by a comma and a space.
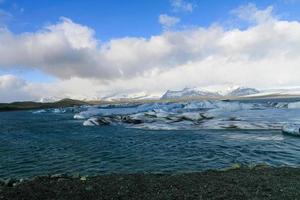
83, 117, 111, 126
282, 124, 300, 136
287, 101, 300, 109
32, 109, 46, 114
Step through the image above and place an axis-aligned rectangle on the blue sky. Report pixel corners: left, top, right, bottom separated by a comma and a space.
1, 0, 300, 101
2, 0, 300, 40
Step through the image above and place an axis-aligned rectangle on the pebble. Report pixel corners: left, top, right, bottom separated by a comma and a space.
4, 178, 16, 187
51, 174, 64, 178
72, 173, 81, 179
0, 179, 4, 186
85, 185, 93, 191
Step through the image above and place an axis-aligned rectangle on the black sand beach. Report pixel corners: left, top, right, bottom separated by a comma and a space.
1, 166, 300, 200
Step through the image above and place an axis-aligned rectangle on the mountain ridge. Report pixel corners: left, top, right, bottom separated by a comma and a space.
160, 87, 260, 99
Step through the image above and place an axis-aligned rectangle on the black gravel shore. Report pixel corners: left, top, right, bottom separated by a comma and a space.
1, 166, 300, 200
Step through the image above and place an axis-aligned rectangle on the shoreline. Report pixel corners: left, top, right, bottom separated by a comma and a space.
1, 165, 300, 199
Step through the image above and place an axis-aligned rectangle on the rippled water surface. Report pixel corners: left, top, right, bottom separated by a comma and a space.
1, 99, 300, 178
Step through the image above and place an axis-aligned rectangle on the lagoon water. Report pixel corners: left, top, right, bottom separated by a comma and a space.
1, 99, 300, 178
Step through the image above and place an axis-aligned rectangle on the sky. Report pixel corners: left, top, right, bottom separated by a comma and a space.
1, 0, 300, 102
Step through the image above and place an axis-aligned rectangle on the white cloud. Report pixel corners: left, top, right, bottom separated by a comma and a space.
1, 4, 300, 101
170, 0, 194, 12
159, 14, 180, 29
231, 3, 275, 24
0, 74, 110, 102
0, 75, 32, 102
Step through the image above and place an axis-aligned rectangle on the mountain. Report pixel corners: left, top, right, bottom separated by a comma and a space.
227, 87, 260, 97
38, 97, 60, 103
102, 92, 160, 102
242, 87, 300, 98
161, 87, 220, 99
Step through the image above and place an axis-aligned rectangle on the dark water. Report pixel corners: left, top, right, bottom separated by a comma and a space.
1, 110, 300, 178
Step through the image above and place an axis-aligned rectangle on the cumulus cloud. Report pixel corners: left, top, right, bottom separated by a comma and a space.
170, 0, 194, 12
0, 74, 111, 102
0, 75, 32, 102
1, 4, 300, 101
231, 3, 275, 24
159, 14, 180, 29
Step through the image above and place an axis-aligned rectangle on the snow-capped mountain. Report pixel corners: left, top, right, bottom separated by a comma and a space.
102, 92, 160, 101
161, 87, 221, 99
227, 87, 260, 96
38, 97, 60, 103
160, 86, 261, 99
245, 87, 300, 97
36, 86, 300, 103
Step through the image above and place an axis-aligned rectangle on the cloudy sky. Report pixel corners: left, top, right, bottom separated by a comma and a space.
1, 0, 300, 102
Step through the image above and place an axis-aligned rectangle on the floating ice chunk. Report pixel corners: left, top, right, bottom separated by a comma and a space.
184, 100, 254, 112
200, 112, 214, 119
52, 108, 66, 113
120, 116, 143, 124
268, 102, 288, 109
215, 101, 252, 111
32, 109, 46, 114
178, 112, 203, 121
75, 107, 106, 119
83, 118, 98, 126
287, 102, 300, 109
33, 108, 67, 114
74, 113, 86, 119
184, 101, 216, 110
83, 117, 111, 126
282, 124, 300, 136
75, 103, 183, 119
152, 109, 172, 118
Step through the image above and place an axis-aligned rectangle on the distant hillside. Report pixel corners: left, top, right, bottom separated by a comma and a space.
0, 99, 88, 112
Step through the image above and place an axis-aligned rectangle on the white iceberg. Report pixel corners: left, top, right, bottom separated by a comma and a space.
83, 117, 111, 126
83, 117, 99, 126
32, 109, 46, 114
282, 124, 300, 136
287, 101, 300, 109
